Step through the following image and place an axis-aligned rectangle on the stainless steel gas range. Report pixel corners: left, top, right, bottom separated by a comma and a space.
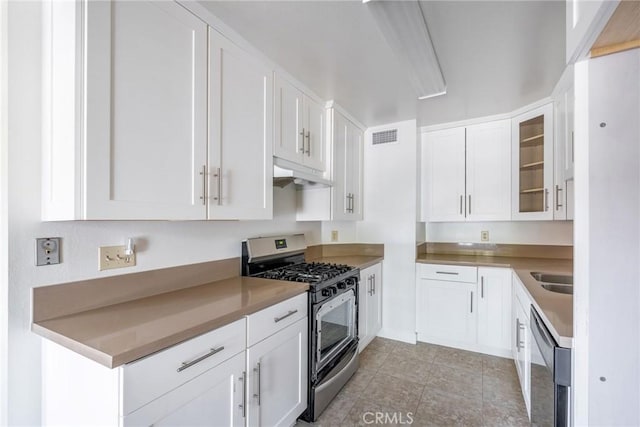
242, 234, 359, 422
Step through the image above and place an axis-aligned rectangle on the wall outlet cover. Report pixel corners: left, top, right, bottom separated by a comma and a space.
331, 230, 339, 242
481, 231, 490, 242
99, 245, 137, 271
36, 237, 61, 266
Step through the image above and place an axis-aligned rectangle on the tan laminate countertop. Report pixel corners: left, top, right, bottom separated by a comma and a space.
32, 277, 308, 368
417, 254, 573, 348
306, 255, 384, 270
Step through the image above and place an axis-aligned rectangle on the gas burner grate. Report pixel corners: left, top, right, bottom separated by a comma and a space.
255, 262, 354, 283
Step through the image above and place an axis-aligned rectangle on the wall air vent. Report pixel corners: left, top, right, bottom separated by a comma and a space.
372, 129, 398, 145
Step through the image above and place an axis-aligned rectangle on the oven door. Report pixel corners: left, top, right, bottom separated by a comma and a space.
314, 289, 357, 374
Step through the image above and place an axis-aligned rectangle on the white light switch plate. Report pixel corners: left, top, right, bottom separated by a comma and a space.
99, 245, 136, 271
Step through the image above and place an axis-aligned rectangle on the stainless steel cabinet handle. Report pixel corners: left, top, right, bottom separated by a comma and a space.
299, 128, 305, 153
545, 188, 549, 211
351, 194, 354, 213
368, 275, 372, 296
470, 292, 473, 313
516, 319, 521, 352
480, 276, 484, 298
274, 309, 298, 323
555, 184, 563, 210
253, 362, 261, 405
199, 165, 207, 205
212, 167, 222, 206
305, 130, 311, 155
239, 371, 247, 418
460, 195, 463, 215
373, 274, 376, 295
468, 194, 472, 215
518, 322, 525, 349
177, 346, 224, 372
436, 271, 459, 275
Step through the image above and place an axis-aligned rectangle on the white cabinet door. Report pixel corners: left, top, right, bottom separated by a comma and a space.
359, 263, 382, 351
274, 76, 304, 164
477, 268, 512, 351
246, 318, 308, 427
466, 120, 512, 221
83, 1, 208, 220
512, 273, 531, 415
123, 352, 245, 427
331, 110, 363, 221
303, 96, 327, 171
512, 103, 554, 220
209, 29, 273, 220
422, 127, 466, 222
416, 279, 476, 345
553, 80, 575, 220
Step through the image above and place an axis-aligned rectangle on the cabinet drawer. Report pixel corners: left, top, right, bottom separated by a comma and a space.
418, 263, 477, 283
122, 318, 246, 415
247, 293, 308, 347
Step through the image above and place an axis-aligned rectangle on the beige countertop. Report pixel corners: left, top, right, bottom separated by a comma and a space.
32, 276, 309, 368
417, 253, 573, 347
307, 255, 384, 270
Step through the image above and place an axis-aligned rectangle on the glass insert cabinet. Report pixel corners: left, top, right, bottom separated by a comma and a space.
512, 103, 554, 220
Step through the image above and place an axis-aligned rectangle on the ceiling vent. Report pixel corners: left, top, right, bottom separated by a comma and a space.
372, 129, 398, 145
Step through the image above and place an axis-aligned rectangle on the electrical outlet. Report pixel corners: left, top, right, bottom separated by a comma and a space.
481, 231, 490, 242
331, 230, 339, 242
36, 237, 61, 266
99, 245, 136, 271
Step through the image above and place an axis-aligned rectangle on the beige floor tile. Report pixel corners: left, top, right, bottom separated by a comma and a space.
367, 337, 400, 354
482, 374, 523, 406
358, 373, 425, 413
378, 351, 433, 385
413, 388, 483, 427
392, 341, 438, 362
359, 345, 392, 372
345, 398, 418, 427
482, 401, 530, 427
432, 346, 484, 371
342, 368, 375, 394
313, 387, 359, 426
424, 362, 483, 401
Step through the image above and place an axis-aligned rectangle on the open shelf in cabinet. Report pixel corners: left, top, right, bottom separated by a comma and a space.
518, 115, 545, 213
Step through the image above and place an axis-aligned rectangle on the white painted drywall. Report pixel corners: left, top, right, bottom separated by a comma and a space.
356, 120, 418, 343
574, 49, 640, 427
0, 0, 9, 423
426, 221, 574, 245
6, 2, 320, 424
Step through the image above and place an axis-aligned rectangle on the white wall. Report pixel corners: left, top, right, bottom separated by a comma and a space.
1, 0, 9, 424
426, 220, 573, 245
573, 50, 640, 426
6, 2, 320, 424
356, 120, 418, 343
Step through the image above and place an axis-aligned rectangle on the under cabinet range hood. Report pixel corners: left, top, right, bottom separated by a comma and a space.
273, 157, 332, 188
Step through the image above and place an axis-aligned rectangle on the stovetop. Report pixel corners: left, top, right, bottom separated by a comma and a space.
254, 262, 356, 286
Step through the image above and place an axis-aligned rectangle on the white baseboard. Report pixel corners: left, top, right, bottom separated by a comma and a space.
376, 328, 417, 344
417, 334, 513, 359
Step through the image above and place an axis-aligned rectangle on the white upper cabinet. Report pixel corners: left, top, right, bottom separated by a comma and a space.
42, 1, 273, 221
552, 67, 575, 221
422, 127, 466, 222
421, 120, 511, 222
511, 104, 554, 221
274, 76, 326, 172
331, 109, 363, 221
208, 29, 273, 220
61, 0, 208, 220
466, 121, 512, 221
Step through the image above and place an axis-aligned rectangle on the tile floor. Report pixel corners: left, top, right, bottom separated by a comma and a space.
301, 337, 529, 427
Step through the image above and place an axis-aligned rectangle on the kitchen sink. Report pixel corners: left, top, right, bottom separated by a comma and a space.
530, 272, 574, 295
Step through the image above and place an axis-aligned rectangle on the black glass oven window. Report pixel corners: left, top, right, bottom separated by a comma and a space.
320, 298, 351, 357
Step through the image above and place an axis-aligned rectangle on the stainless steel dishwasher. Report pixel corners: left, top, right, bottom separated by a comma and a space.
530, 307, 572, 427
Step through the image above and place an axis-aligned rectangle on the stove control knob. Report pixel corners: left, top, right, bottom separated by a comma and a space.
321, 288, 332, 297
337, 282, 346, 289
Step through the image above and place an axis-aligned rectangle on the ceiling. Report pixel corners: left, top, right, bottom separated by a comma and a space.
200, 1, 566, 128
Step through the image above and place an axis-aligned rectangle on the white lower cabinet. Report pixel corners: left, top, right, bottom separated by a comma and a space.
416, 264, 512, 357
358, 262, 383, 351
246, 318, 308, 427
41, 294, 309, 427
512, 272, 532, 417
124, 352, 245, 427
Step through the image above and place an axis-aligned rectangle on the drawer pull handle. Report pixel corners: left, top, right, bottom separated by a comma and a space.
435, 271, 459, 275
274, 309, 298, 323
177, 346, 225, 372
